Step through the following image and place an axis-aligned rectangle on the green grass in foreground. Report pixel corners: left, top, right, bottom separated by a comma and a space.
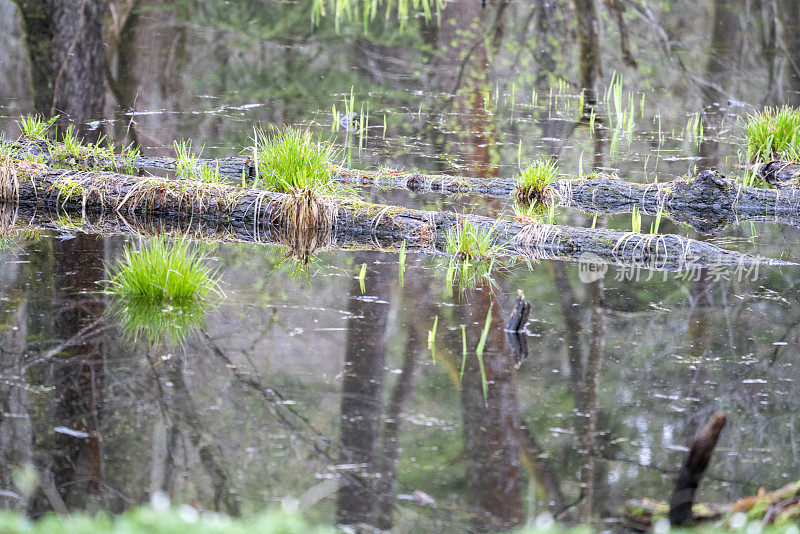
0, 507, 795, 534
0, 506, 333, 534
745, 105, 800, 163
106, 238, 222, 303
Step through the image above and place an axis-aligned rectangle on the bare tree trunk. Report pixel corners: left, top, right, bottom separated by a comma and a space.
12, 0, 106, 129
574, 0, 601, 102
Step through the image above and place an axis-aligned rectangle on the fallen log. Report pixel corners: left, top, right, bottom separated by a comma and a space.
0, 157, 788, 271
11, 139, 800, 236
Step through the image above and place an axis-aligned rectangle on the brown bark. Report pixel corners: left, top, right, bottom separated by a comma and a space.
12, 0, 106, 127
668, 412, 727, 526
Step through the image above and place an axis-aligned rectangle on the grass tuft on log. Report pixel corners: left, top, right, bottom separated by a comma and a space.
174, 140, 224, 183
250, 125, 347, 261
745, 105, 800, 163
445, 219, 504, 294
15, 115, 140, 173
514, 159, 559, 209
16, 114, 57, 140
249, 125, 345, 195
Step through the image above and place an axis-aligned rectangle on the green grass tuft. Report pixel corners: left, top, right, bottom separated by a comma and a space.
517, 159, 559, 190
16, 114, 57, 140
445, 219, 501, 262
249, 126, 345, 195
745, 105, 800, 163
174, 140, 224, 183
444, 220, 503, 294
0, 504, 334, 534
515, 160, 559, 208
107, 238, 222, 303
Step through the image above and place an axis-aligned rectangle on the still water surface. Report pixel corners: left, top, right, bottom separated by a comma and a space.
0, 1, 799, 531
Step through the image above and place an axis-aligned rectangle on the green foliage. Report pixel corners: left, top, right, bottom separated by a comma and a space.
631, 206, 642, 233
106, 238, 222, 303
16, 114, 57, 140
311, 0, 443, 33
110, 297, 211, 346
444, 220, 503, 294
249, 126, 345, 195
45, 124, 140, 172
445, 220, 501, 262
174, 140, 224, 183
398, 239, 406, 286
52, 175, 90, 204
0, 133, 16, 157
650, 205, 663, 234
745, 105, 800, 163
357, 262, 367, 294
515, 160, 559, 208
459, 324, 467, 379
513, 201, 556, 224
427, 315, 438, 362
0, 505, 334, 534
685, 112, 704, 144
475, 304, 492, 403
516, 159, 559, 191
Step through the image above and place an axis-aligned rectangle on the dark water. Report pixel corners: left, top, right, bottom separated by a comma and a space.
1, 1, 799, 531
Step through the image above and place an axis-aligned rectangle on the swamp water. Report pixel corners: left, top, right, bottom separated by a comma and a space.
0, 0, 799, 531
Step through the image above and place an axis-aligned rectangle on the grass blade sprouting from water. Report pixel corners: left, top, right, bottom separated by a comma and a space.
475, 304, 492, 405
398, 240, 406, 286
358, 262, 367, 294
460, 324, 467, 381
427, 315, 438, 363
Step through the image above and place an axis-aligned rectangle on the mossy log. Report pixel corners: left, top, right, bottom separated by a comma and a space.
0, 159, 784, 271
11, 139, 800, 235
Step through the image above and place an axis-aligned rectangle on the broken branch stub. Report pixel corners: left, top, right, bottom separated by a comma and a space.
668, 411, 727, 526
